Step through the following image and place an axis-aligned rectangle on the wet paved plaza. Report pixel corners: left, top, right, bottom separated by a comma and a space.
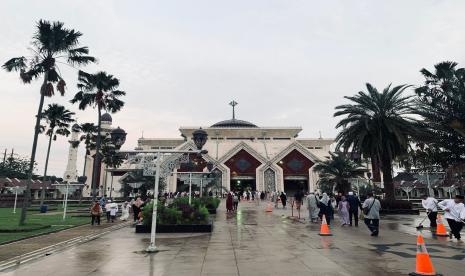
2, 201, 465, 276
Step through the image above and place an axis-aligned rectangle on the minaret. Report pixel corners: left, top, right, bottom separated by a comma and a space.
63, 124, 81, 182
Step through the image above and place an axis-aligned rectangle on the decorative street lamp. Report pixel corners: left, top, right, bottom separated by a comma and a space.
192, 128, 208, 150
116, 128, 208, 253
110, 126, 127, 150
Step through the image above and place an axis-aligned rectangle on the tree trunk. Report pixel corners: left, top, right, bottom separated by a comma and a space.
20, 73, 48, 225
381, 154, 395, 201
90, 107, 102, 200
78, 151, 87, 204
40, 132, 53, 206
370, 154, 381, 182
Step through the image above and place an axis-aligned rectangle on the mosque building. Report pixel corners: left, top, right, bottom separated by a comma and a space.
68, 102, 334, 197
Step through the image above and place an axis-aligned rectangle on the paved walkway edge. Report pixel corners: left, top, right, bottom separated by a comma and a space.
0, 222, 130, 272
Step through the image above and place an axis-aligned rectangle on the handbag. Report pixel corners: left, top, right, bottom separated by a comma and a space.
363, 198, 376, 216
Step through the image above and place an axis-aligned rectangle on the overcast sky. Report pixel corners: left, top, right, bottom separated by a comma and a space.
1, 0, 465, 177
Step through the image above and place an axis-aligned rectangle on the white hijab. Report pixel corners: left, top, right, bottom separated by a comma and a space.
320, 193, 329, 206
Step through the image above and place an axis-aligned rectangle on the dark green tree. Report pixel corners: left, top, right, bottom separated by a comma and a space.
415, 61, 465, 166
70, 71, 125, 199
0, 154, 36, 179
334, 83, 421, 200
313, 152, 365, 194
2, 20, 95, 225
39, 104, 75, 205
41, 104, 75, 180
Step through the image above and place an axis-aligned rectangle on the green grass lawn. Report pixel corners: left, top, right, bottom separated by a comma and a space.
0, 207, 89, 244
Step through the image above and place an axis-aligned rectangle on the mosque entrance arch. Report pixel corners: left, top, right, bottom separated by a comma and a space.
225, 149, 262, 193
277, 149, 314, 195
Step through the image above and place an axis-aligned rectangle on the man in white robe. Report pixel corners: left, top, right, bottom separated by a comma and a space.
307, 192, 319, 223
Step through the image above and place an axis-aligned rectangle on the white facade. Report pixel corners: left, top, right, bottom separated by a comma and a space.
136, 123, 334, 195
72, 112, 335, 198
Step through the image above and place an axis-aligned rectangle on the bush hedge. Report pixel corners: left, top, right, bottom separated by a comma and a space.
142, 197, 212, 226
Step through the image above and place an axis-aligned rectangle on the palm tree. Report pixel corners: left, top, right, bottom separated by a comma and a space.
2, 20, 95, 225
39, 104, 75, 205
334, 83, 421, 201
70, 71, 125, 199
313, 152, 365, 194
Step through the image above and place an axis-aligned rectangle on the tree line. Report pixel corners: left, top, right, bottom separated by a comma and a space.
315, 61, 465, 201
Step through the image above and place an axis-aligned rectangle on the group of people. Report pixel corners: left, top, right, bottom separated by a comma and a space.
422, 194, 465, 243
305, 191, 381, 236
225, 190, 269, 212
89, 196, 144, 226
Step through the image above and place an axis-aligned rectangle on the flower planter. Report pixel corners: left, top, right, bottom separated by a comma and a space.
135, 222, 213, 233
207, 208, 217, 214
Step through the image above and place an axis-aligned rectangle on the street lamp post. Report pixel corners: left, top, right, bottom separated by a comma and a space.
116, 128, 208, 253
10, 186, 26, 214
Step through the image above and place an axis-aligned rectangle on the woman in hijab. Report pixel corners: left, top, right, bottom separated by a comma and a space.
338, 196, 350, 226
280, 192, 287, 209
132, 197, 144, 223
319, 193, 332, 225
120, 201, 130, 221
226, 192, 234, 213
90, 200, 102, 226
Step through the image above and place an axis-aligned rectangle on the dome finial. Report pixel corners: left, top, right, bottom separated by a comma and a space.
229, 100, 238, 120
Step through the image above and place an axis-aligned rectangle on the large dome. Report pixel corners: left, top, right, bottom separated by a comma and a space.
211, 119, 258, 128
101, 113, 112, 122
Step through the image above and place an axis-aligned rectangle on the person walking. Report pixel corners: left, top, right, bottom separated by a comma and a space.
105, 199, 112, 223
280, 192, 287, 209
421, 194, 438, 229
438, 195, 465, 243
226, 192, 234, 213
233, 192, 239, 210
338, 196, 350, 226
132, 197, 144, 223
90, 200, 102, 226
362, 192, 381, 236
347, 191, 362, 227
120, 201, 130, 221
306, 192, 319, 223
109, 201, 118, 222
319, 193, 332, 225
271, 192, 278, 208
294, 190, 304, 212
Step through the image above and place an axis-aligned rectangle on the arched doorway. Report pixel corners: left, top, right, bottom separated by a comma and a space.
225, 149, 262, 193
277, 149, 314, 195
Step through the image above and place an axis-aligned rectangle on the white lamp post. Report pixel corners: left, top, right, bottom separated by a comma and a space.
9, 186, 26, 214
52, 177, 84, 220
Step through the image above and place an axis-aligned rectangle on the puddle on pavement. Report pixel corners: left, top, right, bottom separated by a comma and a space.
133, 249, 169, 255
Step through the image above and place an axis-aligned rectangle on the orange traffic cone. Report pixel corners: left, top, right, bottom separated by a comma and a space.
434, 214, 448, 237
265, 203, 273, 212
409, 234, 441, 276
318, 215, 332, 236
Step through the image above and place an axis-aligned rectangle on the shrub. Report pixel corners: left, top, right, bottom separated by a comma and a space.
201, 197, 220, 209
158, 206, 182, 225
194, 206, 209, 224
142, 198, 210, 225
